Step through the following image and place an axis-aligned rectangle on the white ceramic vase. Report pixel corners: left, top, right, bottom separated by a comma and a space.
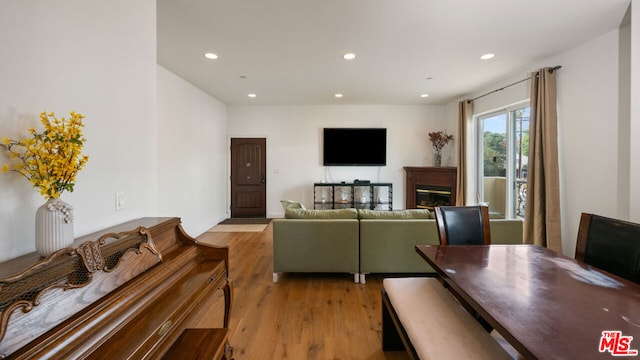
35, 198, 74, 257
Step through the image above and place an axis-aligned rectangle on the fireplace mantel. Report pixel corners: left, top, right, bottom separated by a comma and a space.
404, 167, 457, 209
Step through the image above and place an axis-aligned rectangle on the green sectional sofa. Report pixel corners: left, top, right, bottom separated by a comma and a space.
272, 208, 524, 284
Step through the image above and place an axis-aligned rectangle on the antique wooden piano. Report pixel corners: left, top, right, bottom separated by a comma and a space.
0, 217, 232, 359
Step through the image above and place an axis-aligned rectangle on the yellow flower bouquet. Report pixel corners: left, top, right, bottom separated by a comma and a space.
1, 111, 89, 199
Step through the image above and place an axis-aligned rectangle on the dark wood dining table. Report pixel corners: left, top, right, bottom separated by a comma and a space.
416, 244, 640, 360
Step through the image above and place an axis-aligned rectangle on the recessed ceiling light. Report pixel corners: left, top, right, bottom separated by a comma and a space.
204, 52, 218, 60
248, 93, 257, 98
480, 53, 495, 60
334, 93, 343, 98
343, 53, 356, 60
420, 94, 430, 98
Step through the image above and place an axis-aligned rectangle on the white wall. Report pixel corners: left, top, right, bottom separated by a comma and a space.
0, 1, 157, 261
548, 29, 624, 256
456, 27, 629, 257
630, 0, 640, 221
227, 105, 449, 217
157, 66, 228, 235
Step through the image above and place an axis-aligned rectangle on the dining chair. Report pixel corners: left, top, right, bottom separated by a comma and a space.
434, 205, 491, 246
575, 212, 640, 284
433, 205, 494, 333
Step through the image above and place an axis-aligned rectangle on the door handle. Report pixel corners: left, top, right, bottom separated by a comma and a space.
261, 177, 266, 184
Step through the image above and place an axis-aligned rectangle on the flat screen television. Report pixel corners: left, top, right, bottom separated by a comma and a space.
323, 128, 387, 166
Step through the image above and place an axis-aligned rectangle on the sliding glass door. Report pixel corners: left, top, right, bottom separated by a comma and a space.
476, 103, 529, 219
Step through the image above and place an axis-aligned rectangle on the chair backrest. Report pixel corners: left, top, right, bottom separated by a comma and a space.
575, 212, 640, 284
434, 206, 491, 246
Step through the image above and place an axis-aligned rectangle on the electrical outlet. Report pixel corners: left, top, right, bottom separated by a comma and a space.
115, 192, 125, 211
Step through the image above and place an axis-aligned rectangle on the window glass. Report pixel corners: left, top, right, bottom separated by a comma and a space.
477, 105, 529, 219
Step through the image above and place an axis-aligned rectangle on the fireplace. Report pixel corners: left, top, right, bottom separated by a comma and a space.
404, 167, 457, 209
416, 185, 453, 209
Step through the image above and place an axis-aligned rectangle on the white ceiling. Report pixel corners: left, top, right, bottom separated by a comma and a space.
157, 0, 630, 106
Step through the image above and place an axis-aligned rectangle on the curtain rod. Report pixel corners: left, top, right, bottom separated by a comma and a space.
470, 65, 561, 102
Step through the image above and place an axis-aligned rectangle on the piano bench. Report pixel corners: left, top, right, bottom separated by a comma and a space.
162, 328, 233, 360
381, 277, 511, 360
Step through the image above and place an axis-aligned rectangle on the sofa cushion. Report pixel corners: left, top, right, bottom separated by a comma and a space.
358, 209, 432, 219
280, 199, 305, 211
284, 208, 358, 219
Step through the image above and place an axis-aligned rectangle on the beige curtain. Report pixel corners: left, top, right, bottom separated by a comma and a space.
456, 100, 472, 205
524, 67, 562, 253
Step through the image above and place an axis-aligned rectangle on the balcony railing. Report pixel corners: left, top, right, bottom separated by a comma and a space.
516, 178, 527, 218
483, 177, 527, 219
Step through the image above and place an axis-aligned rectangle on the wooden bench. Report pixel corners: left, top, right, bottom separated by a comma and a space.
382, 277, 512, 359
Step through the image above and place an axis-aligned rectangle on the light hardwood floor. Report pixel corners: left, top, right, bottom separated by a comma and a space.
192, 222, 409, 360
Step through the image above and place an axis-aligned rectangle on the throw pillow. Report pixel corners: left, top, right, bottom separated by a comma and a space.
280, 200, 306, 211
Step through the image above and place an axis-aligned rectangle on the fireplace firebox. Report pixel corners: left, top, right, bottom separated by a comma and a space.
416, 185, 452, 209
404, 167, 457, 209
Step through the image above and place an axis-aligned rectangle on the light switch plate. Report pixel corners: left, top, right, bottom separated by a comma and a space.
115, 192, 125, 211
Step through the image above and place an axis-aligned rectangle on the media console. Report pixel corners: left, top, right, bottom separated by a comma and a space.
313, 182, 393, 211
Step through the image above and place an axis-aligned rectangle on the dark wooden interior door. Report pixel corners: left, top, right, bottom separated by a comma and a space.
230, 138, 266, 218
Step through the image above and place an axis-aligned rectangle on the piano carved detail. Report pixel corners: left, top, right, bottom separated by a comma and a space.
0, 218, 231, 359
0, 227, 161, 355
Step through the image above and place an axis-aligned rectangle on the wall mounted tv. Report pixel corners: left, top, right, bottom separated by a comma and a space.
323, 128, 387, 166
